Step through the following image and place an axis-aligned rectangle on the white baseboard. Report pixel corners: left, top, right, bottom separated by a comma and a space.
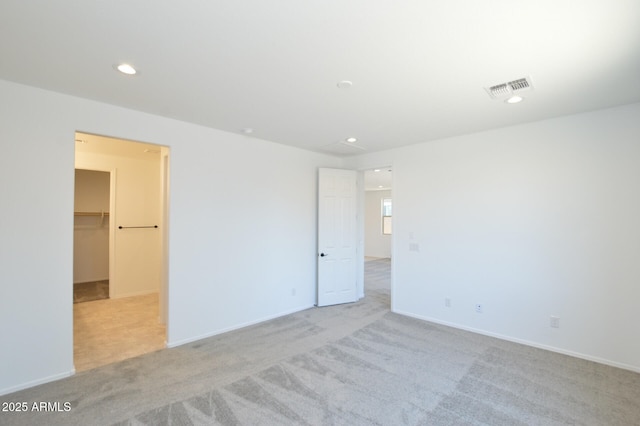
393, 309, 640, 374
167, 304, 314, 348
0, 369, 75, 397
110, 290, 158, 299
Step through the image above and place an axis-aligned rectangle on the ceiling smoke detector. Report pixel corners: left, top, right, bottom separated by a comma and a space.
485, 76, 533, 100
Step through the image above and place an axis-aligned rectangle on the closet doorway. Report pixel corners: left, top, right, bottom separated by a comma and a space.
73, 132, 169, 372
73, 169, 111, 302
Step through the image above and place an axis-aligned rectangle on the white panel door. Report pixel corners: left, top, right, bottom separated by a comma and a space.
317, 168, 358, 306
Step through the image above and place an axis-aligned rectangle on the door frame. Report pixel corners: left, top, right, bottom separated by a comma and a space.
73, 166, 117, 297
355, 164, 394, 309
108, 168, 117, 299
73, 131, 170, 368
159, 148, 170, 325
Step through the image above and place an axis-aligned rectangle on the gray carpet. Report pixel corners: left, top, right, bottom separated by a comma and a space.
2, 258, 640, 425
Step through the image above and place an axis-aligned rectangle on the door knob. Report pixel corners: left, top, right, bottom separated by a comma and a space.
320, 253, 328, 257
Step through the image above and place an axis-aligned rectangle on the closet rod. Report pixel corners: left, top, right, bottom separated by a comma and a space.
118, 225, 158, 229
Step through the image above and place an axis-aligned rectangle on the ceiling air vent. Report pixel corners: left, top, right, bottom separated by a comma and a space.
508, 78, 530, 91
485, 76, 534, 100
320, 140, 367, 156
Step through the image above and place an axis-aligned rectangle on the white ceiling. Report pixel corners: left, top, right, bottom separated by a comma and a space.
364, 168, 393, 191
2, 1, 639, 157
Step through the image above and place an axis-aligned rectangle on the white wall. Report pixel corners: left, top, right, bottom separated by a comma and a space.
0, 79, 342, 395
73, 169, 110, 283
348, 102, 640, 372
75, 149, 162, 298
365, 190, 392, 258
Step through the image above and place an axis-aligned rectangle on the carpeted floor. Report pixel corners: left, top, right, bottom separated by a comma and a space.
73, 280, 109, 303
2, 258, 640, 425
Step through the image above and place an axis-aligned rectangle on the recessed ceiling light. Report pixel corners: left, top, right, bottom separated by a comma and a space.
378, 185, 384, 188
374, 169, 381, 172
337, 80, 353, 89
115, 63, 137, 75
345, 137, 357, 143
243, 128, 254, 134
506, 95, 523, 104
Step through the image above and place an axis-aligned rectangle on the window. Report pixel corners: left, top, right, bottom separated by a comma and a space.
382, 198, 392, 235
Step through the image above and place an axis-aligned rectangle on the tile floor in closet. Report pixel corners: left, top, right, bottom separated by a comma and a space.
73, 293, 166, 372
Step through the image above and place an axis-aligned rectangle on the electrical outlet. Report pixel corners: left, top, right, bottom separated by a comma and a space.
475, 303, 483, 313
550, 316, 560, 328
291, 288, 296, 296
445, 298, 451, 308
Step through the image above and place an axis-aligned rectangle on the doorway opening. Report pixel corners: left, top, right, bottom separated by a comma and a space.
73, 132, 169, 372
73, 169, 111, 303
362, 167, 393, 307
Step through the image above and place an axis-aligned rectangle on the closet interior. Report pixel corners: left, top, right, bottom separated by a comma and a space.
73, 169, 110, 303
